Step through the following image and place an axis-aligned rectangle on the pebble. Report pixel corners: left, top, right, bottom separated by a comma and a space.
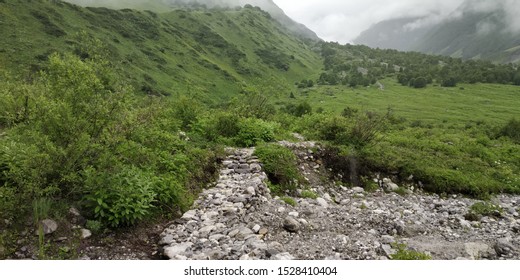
157, 145, 520, 261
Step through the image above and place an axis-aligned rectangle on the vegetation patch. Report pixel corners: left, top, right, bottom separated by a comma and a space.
254, 144, 302, 195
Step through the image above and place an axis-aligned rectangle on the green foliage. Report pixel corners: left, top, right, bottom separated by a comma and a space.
84, 165, 156, 227
33, 197, 52, 225
390, 243, 432, 260
469, 202, 503, 217
254, 144, 302, 194
281, 196, 297, 207
284, 101, 313, 117
234, 118, 277, 147
499, 118, 520, 144
300, 190, 318, 199
85, 220, 103, 234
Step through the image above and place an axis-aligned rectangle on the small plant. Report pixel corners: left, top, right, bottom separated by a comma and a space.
301, 190, 318, 199
33, 197, 52, 225
469, 201, 503, 218
85, 220, 104, 234
394, 187, 409, 196
84, 166, 157, 228
254, 144, 302, 195
390, 243, 432, 260
281, 196, 297, 207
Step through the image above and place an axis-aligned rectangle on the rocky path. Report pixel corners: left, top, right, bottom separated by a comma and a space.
159, 143, 520, 260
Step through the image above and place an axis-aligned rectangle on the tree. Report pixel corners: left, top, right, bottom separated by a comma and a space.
413, 77, 427, 88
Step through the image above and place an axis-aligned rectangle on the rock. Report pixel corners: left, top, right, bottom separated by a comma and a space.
283, 217, 301, 233
494, 239, 516, 256
159, 234, 175, 245
464, 243, 492, 260
459, 219, 472, 229
246, 187, 256, 195
80, 229, 92, 239
235, 227, 254, 240
381, 235, 395, 244
69, 207, 81, 217
288, 212, 299, 218
381, 244, 396, 257
316, 198, 328, 208
323, 193, 332, 201
181, 210, 198, 221
352, 187, 364, 194
38, 219, 58, 235
252, 224, 261, 234
199, 225, 216, 236
164, 242, 193, 259
258, 228, 268, 236
272, 252, 295, 260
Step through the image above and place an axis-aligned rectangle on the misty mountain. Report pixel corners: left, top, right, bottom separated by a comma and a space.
354, 0, 520, 63
64, 0, 320, 40
353, 17, 432, 52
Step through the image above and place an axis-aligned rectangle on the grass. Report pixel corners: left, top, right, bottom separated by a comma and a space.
286, 79, 520, 196
0, 0, 321, 102
390, 243, 432, 260
290, 79, 520, 125
281, 196, 297, 207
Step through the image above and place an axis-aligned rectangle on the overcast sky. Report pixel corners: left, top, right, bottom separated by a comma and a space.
272, 0, 466, 43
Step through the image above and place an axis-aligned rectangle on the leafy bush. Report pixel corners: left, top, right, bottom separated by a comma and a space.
234, 118, 276, 147
390, 243, 432, 260
499, 118, 520, 144
300, 190, 318, 199
254, 144, 302, 194
281, 196, 297, 207
469, 202, 503, 218
84, 166, 156, 227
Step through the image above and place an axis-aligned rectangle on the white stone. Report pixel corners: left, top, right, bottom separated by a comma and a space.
252, 224, 261, 234
316, 198, 328, 208
288, 212, 299, 218
164, 242, 193, 259
80, 228, 92, 239
39, 219, 58, 235
352, 187, 365, 193
181, 210, 198, 221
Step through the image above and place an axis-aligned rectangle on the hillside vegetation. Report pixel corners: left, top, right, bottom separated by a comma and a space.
0, 0, 321, 101
0, 0, 519, 259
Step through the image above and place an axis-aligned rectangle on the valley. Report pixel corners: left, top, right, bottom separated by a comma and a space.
0, 0, 519, 260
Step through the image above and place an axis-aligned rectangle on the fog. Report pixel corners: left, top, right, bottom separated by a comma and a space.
65, 0, 520, 43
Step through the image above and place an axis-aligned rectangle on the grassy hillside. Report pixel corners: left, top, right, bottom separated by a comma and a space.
0, 0, 321, 102
281, 79, 520, 196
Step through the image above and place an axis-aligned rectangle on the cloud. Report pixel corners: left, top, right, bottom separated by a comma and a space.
273, 0, 465, 43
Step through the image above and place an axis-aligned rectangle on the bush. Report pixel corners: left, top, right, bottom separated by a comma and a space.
469, 202, 503, 218
300, 190, 318, 199
84, 166, 156, 227
499, 118, 520, 143
281, 196, 297, 207
390, 243, 432, 260
254, 144, 302, 194
234, 118, 276, 147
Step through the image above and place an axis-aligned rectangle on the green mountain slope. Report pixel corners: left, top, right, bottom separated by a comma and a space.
64, 0, 321, 41
0, 0, 321, 101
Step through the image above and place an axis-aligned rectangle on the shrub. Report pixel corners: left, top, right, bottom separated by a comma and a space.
281, 196, 297, 207
498, 118, 520, 143
469, 202, 503, 218
84, 166, 156, 227
234, 118, 276, 147
301, 190, 318, 199
254, 144, 302, 194
215, 113, 240, 138
390, 243, 432, 260
85, 220, 103, 234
